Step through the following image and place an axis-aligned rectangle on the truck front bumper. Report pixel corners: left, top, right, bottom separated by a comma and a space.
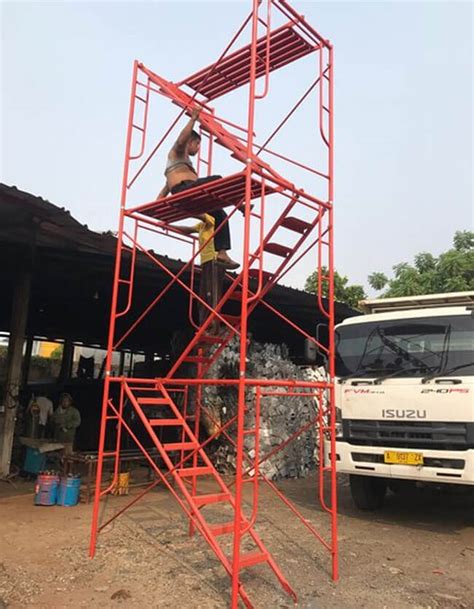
328, 440, 474, 485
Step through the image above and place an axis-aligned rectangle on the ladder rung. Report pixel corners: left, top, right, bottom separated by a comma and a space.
177, 466, 213, 477
102, 451, 117, 457
132, 123, 144, 132
184, 356, 212, 364
248, 269, 273, 282
281, 216, 312, 234
137, 397, 169, 405
149, 418, 184, 426
263, 242, 292, 258
118, 278, 131, 284
243, 429, 256, 435
135, 95, 147, 103
163, 442, 198, 451
105, 415, 119, 420
199, 334, 224, 345
222, 314, 240, 325
192, 492, 231, 507
229, 290, 243, 301
208, 521, 242, 536
239, 551, 268, 569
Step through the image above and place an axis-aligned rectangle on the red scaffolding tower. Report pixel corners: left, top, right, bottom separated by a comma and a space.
90, 1, 337, 607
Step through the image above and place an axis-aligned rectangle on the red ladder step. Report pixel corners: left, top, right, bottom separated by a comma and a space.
149, 418, 184, 426
228, 290, 243, 301
137, 397, 169, 406
163, 442, 198, 451
281, 216, 312, 234
248, 269, 273, 282
177, 466, 213, 477
199, 334, 224, 345
239, 551, 269, 569
222, 314, 240, 325
209, 521, 246, 537
192, 492, 231, 507
264, 242, 292, 258
184, 355, 213, 364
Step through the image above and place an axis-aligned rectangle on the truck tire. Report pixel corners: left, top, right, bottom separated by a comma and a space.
349, 475, 387, 510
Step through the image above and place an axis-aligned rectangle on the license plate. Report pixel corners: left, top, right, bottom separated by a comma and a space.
384, 450, 423, 466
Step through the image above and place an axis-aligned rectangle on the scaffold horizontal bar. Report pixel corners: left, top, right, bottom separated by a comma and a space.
117, 378, 333, 389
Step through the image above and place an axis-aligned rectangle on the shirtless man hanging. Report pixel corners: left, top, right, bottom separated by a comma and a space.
158, 108, 239, 270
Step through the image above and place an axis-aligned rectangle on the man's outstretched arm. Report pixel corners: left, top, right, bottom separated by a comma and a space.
174, 107, 201, 154
171, 225, 197, 236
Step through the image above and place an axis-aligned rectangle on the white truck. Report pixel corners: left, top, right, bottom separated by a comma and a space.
329, 291, 474, 509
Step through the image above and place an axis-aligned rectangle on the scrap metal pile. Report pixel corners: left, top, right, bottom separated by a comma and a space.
202, 339, 327, 480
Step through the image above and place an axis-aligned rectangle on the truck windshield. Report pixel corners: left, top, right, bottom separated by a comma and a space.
336, 314, 474, 378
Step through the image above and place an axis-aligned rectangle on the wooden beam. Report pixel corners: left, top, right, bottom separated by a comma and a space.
21, 336, 34, 386
58, 339, 74, 383
0, 268, 31, 476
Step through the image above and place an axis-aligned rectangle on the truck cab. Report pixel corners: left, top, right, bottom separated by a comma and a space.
329, 291, 474, 509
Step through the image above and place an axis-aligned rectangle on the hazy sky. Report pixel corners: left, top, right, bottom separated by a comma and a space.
1, 1, 472, 293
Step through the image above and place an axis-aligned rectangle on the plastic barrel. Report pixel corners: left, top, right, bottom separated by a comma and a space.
57, 475, 81, 507
34, 473, 59, 506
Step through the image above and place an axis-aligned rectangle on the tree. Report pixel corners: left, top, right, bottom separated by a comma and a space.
368, 230, 474, 297
50, 345, 64, 359
367, 272, 388, 291
305, 267, 366, 309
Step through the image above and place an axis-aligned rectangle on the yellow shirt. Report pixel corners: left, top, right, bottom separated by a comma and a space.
194, 213, 217, 265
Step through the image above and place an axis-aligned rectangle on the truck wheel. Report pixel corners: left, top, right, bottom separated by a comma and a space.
349, 475, 387, 510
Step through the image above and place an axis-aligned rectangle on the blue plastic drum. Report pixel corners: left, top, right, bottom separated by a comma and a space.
57, 475, 81, 506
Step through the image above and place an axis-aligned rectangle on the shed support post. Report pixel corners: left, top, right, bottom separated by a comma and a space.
0, 268, 31, 476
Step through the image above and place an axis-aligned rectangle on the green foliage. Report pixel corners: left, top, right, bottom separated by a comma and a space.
453, 230, 474, 251
368, 230, 474, 297
305, 267, 366, 309
50, 345, 63, 360
367, 272, 388, 291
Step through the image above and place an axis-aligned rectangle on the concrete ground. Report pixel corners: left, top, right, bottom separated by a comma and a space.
0, 474, 473, 609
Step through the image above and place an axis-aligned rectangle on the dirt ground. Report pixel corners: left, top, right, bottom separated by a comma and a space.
0, 474, 473, 609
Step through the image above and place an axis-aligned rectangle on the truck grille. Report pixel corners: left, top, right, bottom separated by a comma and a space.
343, 420, 474, 450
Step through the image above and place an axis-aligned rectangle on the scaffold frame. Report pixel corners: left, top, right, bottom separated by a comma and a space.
90, 2, 337, 607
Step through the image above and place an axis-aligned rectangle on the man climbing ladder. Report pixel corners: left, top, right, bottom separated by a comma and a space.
158, 107, 239, 270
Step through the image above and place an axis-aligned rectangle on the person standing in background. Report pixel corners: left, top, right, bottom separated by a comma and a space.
28, 390, 54, 438
53, 393, 81, 455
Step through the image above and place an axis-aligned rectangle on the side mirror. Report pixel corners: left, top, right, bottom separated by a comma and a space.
304, 337, 317, 363
304, 323, 329, 366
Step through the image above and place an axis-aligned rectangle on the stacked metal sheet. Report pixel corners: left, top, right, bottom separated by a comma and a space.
202, 338, 327, 480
